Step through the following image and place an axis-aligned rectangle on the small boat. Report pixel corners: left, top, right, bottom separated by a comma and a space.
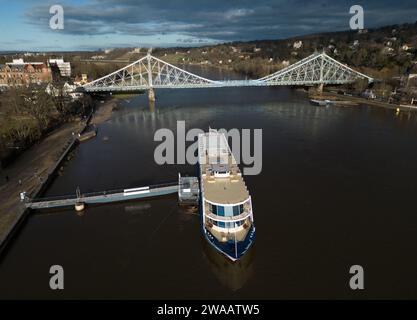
77, 128, 97, 142
310, 99, 331, 106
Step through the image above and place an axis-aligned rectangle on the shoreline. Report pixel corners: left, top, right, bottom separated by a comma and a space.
90, 99, 118, 125
0, 98, 117, 255
314, 91, 417, 112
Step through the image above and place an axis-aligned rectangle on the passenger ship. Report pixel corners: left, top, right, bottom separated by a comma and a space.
198, 129, 255, 261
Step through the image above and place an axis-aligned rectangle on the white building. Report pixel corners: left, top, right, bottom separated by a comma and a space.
281, 60, 290, 67
6, 58, 44, 66
402, 44, 412, 51
384, 47, 394, 54
230, 46, 239, 53
8, 58, 24, 64
46, 82, 82, 100
362, 89, 376, 99
48, 58, 71, 77
293, 40, 303, 49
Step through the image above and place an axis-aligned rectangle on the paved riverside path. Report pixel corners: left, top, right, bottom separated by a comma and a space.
0, 121, 85, 248
0, 99, 119, 251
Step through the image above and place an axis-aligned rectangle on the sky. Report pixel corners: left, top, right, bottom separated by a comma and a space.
1, 0, 417, 51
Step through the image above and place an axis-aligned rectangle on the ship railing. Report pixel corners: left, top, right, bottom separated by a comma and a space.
205, 209, 252, 222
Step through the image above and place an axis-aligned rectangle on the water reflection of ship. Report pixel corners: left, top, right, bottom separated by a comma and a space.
177, 205, 199, 232
201, 236, 254, 292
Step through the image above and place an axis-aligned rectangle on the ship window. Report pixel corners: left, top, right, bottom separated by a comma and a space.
233, 205, 239, 216
232, 204, 244, 216
217, 206, 225, 216
209, 218, 217, 226
218, 221, 226, 228
211, 204, 217, 215
224, 206, 233, 217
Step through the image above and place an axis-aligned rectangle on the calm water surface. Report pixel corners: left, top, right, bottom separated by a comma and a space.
1, 66, 417, 299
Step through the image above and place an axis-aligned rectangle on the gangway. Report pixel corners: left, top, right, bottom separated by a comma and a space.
25, 182, 179, 210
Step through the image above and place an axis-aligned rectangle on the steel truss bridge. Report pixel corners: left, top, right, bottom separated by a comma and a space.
81, 52, 373, 93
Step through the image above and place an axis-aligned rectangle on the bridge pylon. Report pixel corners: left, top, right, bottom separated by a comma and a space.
317, 83, 324, 94
148, 87, 156, 101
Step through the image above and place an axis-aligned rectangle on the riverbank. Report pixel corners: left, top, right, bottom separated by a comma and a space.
90, 99, 117, 125
313, 90, 417, 112
0, 98, 117, 254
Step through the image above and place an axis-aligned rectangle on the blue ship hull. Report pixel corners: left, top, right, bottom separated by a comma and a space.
198, 190, 256, 261
202, 224, 256, 261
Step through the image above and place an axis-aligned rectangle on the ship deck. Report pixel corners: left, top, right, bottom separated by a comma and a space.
199, 132, 250, 205
206, 218, 252, 242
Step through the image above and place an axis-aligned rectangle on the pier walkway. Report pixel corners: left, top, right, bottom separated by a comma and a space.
25, 182, 179, 210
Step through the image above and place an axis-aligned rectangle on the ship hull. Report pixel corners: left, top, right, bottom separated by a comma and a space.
202, 224, 256, 261
198, 173, 256, 262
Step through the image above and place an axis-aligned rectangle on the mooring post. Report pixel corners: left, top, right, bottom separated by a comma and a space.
148, 87, 156, 101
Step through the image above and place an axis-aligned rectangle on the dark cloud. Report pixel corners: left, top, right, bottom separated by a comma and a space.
25, 0, 417, 44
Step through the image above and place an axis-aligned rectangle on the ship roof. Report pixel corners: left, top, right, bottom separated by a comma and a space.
199, 131, 250, 205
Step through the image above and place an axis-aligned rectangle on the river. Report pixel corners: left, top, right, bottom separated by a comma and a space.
1, 66, 417, 299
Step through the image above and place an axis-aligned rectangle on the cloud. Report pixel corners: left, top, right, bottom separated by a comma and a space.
24, 0, 417, 45
223, 8, 255, 20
